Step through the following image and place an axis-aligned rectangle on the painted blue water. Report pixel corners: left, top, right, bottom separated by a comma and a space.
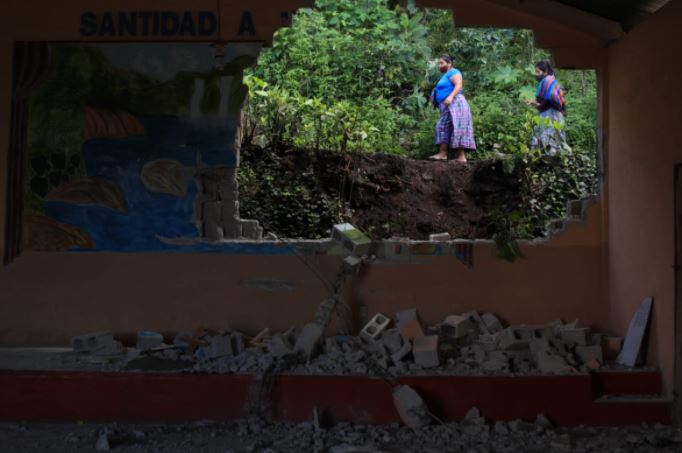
43, 116, 291, 253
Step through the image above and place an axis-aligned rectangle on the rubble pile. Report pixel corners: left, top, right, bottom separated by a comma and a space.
3, 415, 682, 452
71, 308, 623, 377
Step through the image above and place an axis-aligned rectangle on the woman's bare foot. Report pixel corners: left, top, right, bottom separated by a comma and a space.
429, 152, 448, 160
454, 150, 467, 163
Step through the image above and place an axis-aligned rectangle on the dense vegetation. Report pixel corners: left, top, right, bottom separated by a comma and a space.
239, 0, 598, 246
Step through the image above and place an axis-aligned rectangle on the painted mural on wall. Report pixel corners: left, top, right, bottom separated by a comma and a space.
25, 42, 266, 252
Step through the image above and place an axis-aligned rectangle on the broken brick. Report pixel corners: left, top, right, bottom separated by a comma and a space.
602, 336, 623, 361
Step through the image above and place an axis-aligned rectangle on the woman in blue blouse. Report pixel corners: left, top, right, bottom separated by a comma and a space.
429, 54, 476, 162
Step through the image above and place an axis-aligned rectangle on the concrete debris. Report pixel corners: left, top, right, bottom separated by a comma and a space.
481, 312, 503, 334
332, 223, 371, 257
70, 310, 638, 378
343, 255, 364, 269
136, 331, 164, 352
463, 407, 484, 425
390, 340, 412, 364
266, 333, 294, 358
412, 335, 439, 368
442, 315, 472, 339
294, 323, 324, 361
535, 414, 552, 429
173, 331, 193, 351
95, 432, 110, 451
395, 308, 419, 329
398, 319, 424, 342
559, 327, 589, 346
602, 336, 623, 361
428, 232, 451, 242
72, 332, 116, 354
537, 351, 571, 374
360, 313, 391, 342
575, 345, 603, 364
4, 418, 682, 453
392, 385, 431, 429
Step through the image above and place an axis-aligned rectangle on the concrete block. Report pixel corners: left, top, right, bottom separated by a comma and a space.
559, 328, 589, 346
360, 313, 391, 342
136, 331, 164, 351
481, 313, 503, 333
529, 338, 551, 363
537, 351, 570, 374
602, 336, 623, 361
202, 200, 222, 224
399, 318, 425, 341
413, 335, 439, 368
429, 232, 451, 242
396, 308, 419, 329
442, 315, 473, 339
391, 340, 412, 363
209, 334, 234, 359
379, 328, 403, 354
463, 311, 488, 334
72, 332, 115, 353
343, 255, 363, 269
295, 323, 324, 360
232, 332, 245, 355
462, 344, 486, 363
575, 345, 603, 364
482, 351, 509, 372
392, 385, 431, 429
498, 326, 533, 350
240, 219, 263, 240
332, 223, 371, 256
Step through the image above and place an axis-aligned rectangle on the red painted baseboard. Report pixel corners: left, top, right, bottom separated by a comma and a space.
0, 370, 671, 426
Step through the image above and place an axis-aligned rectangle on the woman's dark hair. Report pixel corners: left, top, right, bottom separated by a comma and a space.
535, 60, 554, 75
438, 54, 453, 64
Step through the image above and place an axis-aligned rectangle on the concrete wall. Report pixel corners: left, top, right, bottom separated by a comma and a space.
0, 0, 614, 373
607, 0, 682, 394
0, 204, 606, 345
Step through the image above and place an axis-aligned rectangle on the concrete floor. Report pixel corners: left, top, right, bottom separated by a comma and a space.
1, 418, 681, 453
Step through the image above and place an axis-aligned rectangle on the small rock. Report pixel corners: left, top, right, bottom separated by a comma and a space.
535, 414, 552, 429
95, 433, 110, 451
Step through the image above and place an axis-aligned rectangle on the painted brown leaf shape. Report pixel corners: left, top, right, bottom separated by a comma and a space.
47, 177, 128, 213
141, 159, 188, 197
24, 214, 95, 251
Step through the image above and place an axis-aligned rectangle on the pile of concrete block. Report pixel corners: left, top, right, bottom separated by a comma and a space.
72, 310, 624, 377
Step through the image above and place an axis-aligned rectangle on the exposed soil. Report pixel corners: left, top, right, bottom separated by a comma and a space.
240, 146, 520, 240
